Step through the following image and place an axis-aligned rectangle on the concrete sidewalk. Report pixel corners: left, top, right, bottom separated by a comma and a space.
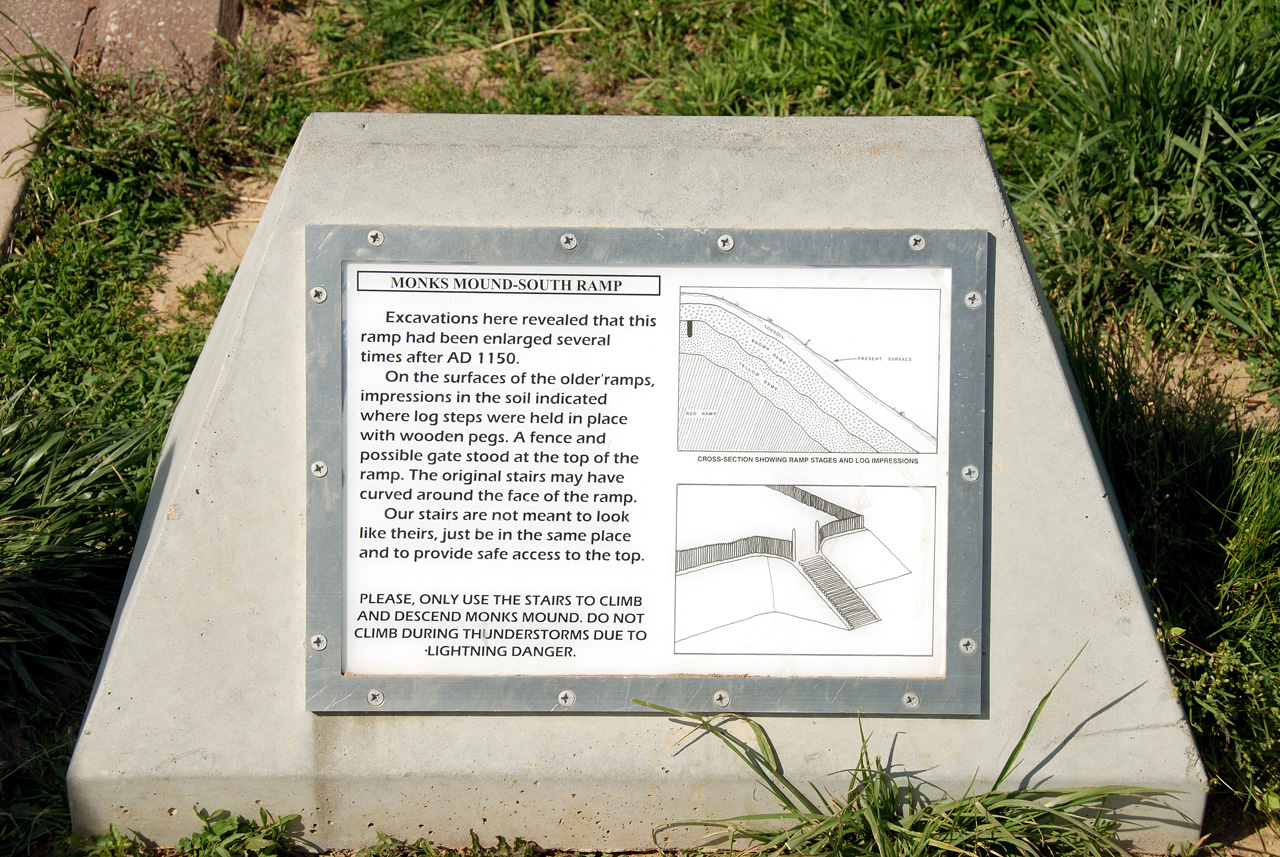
0, 92, 45, 247
0, 0, 242, 252
1, 0, 242, 77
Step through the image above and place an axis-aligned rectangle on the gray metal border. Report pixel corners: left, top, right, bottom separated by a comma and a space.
306, 227, 991, 715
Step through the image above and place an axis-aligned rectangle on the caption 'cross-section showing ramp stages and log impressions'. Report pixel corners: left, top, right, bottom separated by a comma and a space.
679, 289, 939, 453
675, 485, 935, 658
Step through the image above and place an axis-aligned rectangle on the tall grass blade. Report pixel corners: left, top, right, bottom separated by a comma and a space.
640, 652, 1164, 857
991, 645, 1087, 791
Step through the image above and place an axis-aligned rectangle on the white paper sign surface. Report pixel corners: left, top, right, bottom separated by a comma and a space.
343, 263, 951, 679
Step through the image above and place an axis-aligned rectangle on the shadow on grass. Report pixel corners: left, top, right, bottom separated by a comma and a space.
1061, 309, 1280, 823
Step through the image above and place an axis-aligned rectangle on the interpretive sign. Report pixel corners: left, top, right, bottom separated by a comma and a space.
306, 227, 991, 714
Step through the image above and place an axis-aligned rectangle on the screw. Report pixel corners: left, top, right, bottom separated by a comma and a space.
902, 692, 921, 710
961, 465, 980, 483
309, 634, 327, 651
908, 233, 926, 251
560, 233, 578, 251
712, 690, 731, 709
717, 234, 735, 253
310, 461, 328, 478
959, 637, 977, 655
310, 286, 328, 304
964, 290, 983, 309
367, 689, 385, 707
558, 689, 576, 707
367, 230, 384, 247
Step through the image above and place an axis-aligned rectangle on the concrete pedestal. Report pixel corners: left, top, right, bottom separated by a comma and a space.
68, 115, 1206, 851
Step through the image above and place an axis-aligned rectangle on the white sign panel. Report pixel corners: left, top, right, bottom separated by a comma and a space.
342, 263, 950, 679
305, 226, 990, 714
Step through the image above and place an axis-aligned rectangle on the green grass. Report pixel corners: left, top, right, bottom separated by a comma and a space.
75, 812, 545, 857
1, 0, 1278, 853
0, 27, 325, 421
1061, 311, 1280, 816
306, 0, 1280, 398
632, 661, 1161, 857
1016, 0, 1280, 396
0, 20, 356, 857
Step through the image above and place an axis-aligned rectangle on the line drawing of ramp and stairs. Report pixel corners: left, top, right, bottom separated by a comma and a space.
798, 555, 880, 630
674, 483, 931, 657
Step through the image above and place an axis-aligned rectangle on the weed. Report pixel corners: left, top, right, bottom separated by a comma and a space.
78, 823, 142, 857
391, 52, 588, 115
176, 266, 238, 324
309, 0, 554, 70
635, 656, 1160, 856
178, 806, 300, 857
349, 830, 539, 857
466, 832, 540, 857
359, 831, 438, 856
0, 27, 319, 421
0, 390, 157, 857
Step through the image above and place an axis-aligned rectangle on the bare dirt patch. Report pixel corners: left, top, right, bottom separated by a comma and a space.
151, 176, 274, 325
1203, 792, 1280, 857
254, 5, 325, 80
1169, 346, 1279, 429
534, 43, 647, 115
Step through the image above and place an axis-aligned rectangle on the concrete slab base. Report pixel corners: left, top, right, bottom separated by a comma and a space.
67, 114, 1207, 852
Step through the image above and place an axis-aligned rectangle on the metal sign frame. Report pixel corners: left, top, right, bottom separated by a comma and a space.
305, 227, 991, 715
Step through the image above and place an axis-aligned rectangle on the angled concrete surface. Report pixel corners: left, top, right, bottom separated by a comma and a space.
67, 114, 1207, 852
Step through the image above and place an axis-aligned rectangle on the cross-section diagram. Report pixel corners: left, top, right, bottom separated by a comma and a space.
679, 290, 938, 453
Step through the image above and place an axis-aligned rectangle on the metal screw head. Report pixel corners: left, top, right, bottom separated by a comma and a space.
717, 234, 735, 253
558, 689, 576, 707
309, 634, 328, 651
310, 460, 328, 478
959, 637, 977, 655
712, 690, 731, 709
964, 290, 983, 309
902, 691, 921, 710
367, 689, 385, 707
559, 233, 578, 251
309, 286, 328, 304
367, 230, 385, 247
961, 465, 980, 483
908, 233, 926, 251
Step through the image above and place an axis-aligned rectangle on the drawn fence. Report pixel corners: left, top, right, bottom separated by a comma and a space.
676, 534, 794, 572
819, 514, 866, 543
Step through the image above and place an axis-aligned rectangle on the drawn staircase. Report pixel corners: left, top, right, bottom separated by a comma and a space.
798, 555, 880, 630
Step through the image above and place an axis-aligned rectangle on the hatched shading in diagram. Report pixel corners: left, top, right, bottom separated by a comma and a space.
675, 485, 932, 657
679, 291, 938, 453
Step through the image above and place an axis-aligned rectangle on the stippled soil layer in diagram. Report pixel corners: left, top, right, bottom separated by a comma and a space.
679, 293, 937, 453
